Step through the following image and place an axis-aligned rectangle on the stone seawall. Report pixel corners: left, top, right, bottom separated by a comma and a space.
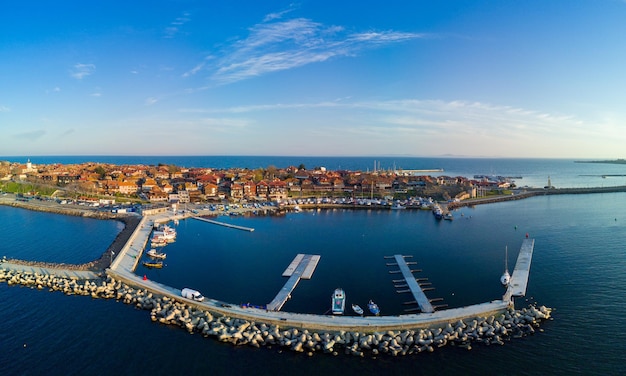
0, 268, 553, 358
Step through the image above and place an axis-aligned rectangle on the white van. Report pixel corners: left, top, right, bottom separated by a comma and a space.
181, 288, 205, 302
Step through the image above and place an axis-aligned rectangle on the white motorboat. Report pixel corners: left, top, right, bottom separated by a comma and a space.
331, 288, 346, 315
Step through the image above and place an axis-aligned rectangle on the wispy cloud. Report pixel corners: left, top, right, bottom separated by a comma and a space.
263, 7, 295, 22
164, 12, 191, 38
60, 129, 75, 137
0, 105, 10, 112
13, 129, 46, 140
70, 63, 95, 80
182, 56, 214, 78
208, 16, 427, 84
180, 98, 588, 142
145, 97, 158, 106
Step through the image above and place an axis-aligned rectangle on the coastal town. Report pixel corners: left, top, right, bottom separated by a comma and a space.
0, 158, 553, 358
0, 159, 514, 207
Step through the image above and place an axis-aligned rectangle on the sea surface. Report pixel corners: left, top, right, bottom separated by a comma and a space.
2, 157, 626, 375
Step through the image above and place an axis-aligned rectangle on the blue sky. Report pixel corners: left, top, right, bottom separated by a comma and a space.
1, 0, 625, 158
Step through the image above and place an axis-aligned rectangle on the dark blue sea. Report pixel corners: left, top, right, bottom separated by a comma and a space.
2, 157, 626, 375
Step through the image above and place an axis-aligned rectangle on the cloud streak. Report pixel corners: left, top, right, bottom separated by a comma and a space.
13, 129, 46, 140
164, 12, 191, 38
208, 17, 427, 84
71, 63, 95, 80
180, 98, 589, 147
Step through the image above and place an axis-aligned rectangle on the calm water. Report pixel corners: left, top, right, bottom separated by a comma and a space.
3, 192, 626, 375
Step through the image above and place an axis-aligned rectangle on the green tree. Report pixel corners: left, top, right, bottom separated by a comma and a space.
95, 166, 106, 179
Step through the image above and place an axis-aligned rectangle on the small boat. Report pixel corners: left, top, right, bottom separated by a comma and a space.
146, 248, 167, 259
153, 224, 177, 240
432, 205, 443, 219
351, 304, 364, 315
444, 212, 454, 220
368, 300, 380, 316
331, 288, 346, 315
142, 261, 163, 268
500, 246, 511, 286
390, 202, 406, 210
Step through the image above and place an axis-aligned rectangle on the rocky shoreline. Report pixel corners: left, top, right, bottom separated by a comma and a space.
0, 268, 553, 357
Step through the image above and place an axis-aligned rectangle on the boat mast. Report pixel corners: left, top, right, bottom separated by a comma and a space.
504, 246, 508, 272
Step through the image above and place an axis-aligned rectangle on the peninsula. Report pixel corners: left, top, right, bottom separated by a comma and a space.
0, 158, 588, 357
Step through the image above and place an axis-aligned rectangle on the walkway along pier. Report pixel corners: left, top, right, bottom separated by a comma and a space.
191, 216, 255, 232
503, 238, 535, 302
266, 254, 321, 311
387, 255, 435, 313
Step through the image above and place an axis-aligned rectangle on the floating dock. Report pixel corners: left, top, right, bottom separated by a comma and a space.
504, 238, 535, 301
267, 254, 320, 312
191, 216, 254, 232
392, 255, 435, 313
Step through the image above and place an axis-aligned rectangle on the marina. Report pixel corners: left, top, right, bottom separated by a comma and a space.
0, 204, 539, 332
100, 209, 538, 331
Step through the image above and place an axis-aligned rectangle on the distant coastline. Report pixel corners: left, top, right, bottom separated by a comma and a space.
574, 159, 626, 165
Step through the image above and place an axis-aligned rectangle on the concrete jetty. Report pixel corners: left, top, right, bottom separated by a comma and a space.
392, 255, 435, 313
191, 216, 255, 232
503, 238, 535, 301
267, 254, 320, 311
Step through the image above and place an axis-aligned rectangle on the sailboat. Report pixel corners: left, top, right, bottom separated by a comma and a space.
500, 246, 511, 286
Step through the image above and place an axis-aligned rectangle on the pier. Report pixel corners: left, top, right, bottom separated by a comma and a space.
393, 168, 444, 175
266, 254, 320, 312
390, 255, 435, 313
191, 216, 255, 232
503, 238, 535, 302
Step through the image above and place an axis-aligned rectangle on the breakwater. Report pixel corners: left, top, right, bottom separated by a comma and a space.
1, 213, 140, 272
0, 267, 552, 357
449, 185, 626, 209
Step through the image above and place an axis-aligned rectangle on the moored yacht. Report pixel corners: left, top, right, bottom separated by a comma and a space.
501, 246, 511, 286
